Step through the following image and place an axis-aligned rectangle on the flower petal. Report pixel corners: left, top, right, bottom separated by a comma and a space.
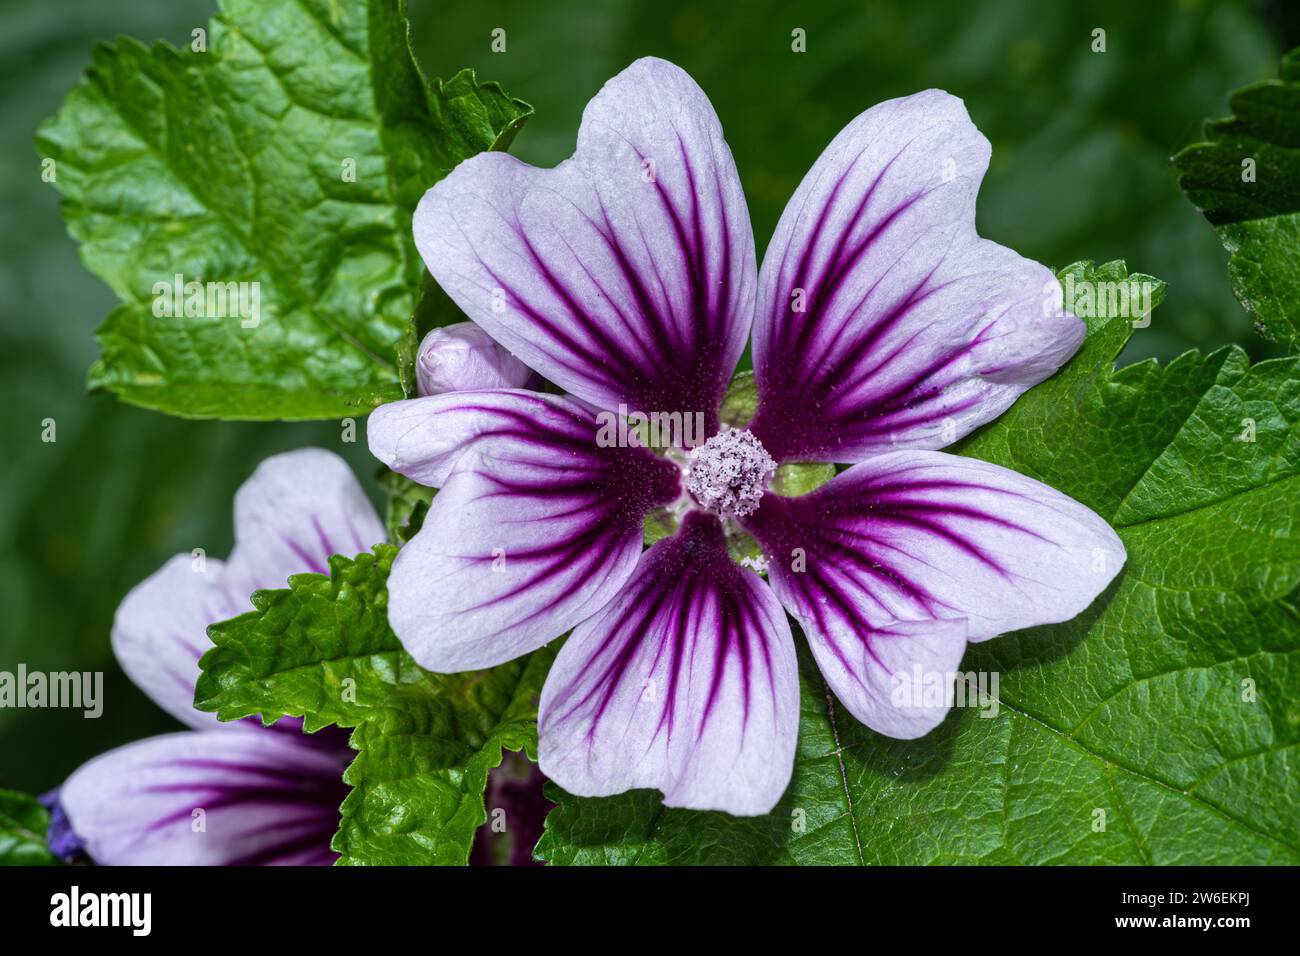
369, 389, 569, 489
413, 57, 755, 430
744, 450, 1125, 645
820, 618, 968, 739
222, 448, 386, 602
111, 554, 235, 729
59, 731, 348, 866
748, 90, 1083, 463
539, 511, 799, 815
385, 392, 682, 671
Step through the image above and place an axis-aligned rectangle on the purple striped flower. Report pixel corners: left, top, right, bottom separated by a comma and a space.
56, 450, 383, 865
368, 58, 1126, 815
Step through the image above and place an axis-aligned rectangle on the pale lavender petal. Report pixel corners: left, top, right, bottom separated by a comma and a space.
416, 321, 536, 396
745, 450, 1125, 646
111, 553, 235, 729
222, 448, 386, 602
413, 57, 754, 432
59, 731, 348, 866
824, 618, 968, 739
369, 388, 576, 490
539, 511, 798, 815
749, 90, 1083, 463
386, 392, 681, 671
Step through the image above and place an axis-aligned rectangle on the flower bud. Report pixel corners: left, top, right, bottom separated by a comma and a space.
416, 322, 533, 396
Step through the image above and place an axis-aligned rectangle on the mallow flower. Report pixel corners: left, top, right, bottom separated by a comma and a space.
368, 58, 1125, 815
53, 450, 384, 865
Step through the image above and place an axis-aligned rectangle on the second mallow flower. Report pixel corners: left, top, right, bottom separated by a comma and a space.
54, 449, 385, 865
368, 58, 1126, 815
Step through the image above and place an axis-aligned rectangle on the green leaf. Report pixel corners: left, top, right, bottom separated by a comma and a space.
537, 261, 1300, 865
196, 546, 403, 729
0, 789, 57, 866
195, 545, 552, 864
36, 0, 530, 419
337, 648, 553, 865
1175, 47, 1300, 350
378, 466, 434, 545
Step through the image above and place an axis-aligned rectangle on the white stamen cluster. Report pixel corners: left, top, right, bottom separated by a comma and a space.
684, 427, 776, 518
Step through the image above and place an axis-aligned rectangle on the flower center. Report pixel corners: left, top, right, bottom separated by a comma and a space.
683, 426, 776, 518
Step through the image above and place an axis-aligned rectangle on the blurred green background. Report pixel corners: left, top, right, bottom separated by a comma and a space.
0, 0, 1292, 793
